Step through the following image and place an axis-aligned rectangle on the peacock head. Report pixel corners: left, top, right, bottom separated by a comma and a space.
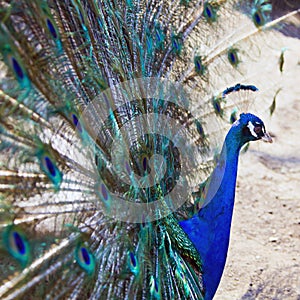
230, 113, 272, 148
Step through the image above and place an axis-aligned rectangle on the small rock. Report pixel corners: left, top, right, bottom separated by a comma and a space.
269, 236, 278, 242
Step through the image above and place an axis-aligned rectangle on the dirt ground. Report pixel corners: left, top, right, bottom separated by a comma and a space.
214, 36, 300, 299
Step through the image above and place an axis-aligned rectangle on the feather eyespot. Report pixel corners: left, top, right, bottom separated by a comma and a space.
13, 231, 26, 255
75, 244, 95, 274
194, 56, 206, 76
150, 276, 159, 294
251, 1, 272, 27
142, 156, 148, 172
38, 150, 62, 190
101, 183, 109, 201
81, 247, 91, 265
11, 57, 24, 80
72, 113, 83, 133
171, 34, 183, 55
253, 11, 262, 26
204, 4, 212, 19
44, 156, 56, 177
129, 252, 137, 267
46, 19, 58, 39
195, 120, 205, 138
227, 48, 239, 68
203, 2, 218, 23
95, 182, 112, 211
3, 226, 30, 266
212, 96, 224, 117
127, 251, 139, 275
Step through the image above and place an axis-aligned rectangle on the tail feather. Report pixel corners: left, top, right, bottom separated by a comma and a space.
0, 0, 298, 299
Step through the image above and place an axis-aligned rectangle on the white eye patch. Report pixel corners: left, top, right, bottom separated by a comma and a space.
247, 121, 258, 138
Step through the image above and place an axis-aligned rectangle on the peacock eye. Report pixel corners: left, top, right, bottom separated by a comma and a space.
129, 251, 137, 267
253, 11, 262, 26
72, 113, 83, 133
142, 156, 148, 171
227, 48, 240, 68
13, 232, 25, 254
100, 183, 109, 201
74, 244, 95, 274
4, 226, 30, 266
81, 247, 91, 265
44, 156, 56, 177
254, 125, 263, 135
11, 57, 24, 80
194, 56, 206, 76
254, 125, 265, 136
203, 3, 217, 22
127, 251, 139, 275
46, 18, 58, 39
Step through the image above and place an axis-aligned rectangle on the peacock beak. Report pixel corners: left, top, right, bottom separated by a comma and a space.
261, 132, 273, 143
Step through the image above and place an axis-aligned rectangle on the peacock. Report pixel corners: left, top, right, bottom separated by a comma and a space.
0, 0, 298, 299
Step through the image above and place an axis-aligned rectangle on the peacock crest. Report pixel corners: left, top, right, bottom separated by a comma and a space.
0, 0, 298, 299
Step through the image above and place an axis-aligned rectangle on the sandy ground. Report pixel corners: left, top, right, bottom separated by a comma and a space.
214, 36, 300, 299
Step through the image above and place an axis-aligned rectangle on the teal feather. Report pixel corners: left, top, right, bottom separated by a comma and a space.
2, 225, 30, 267
0, 0, 298, 299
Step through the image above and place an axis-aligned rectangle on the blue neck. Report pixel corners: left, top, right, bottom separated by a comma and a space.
180, 131, 242, 300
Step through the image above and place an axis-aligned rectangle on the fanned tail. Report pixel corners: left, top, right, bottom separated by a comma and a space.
0, 0, 298, 299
